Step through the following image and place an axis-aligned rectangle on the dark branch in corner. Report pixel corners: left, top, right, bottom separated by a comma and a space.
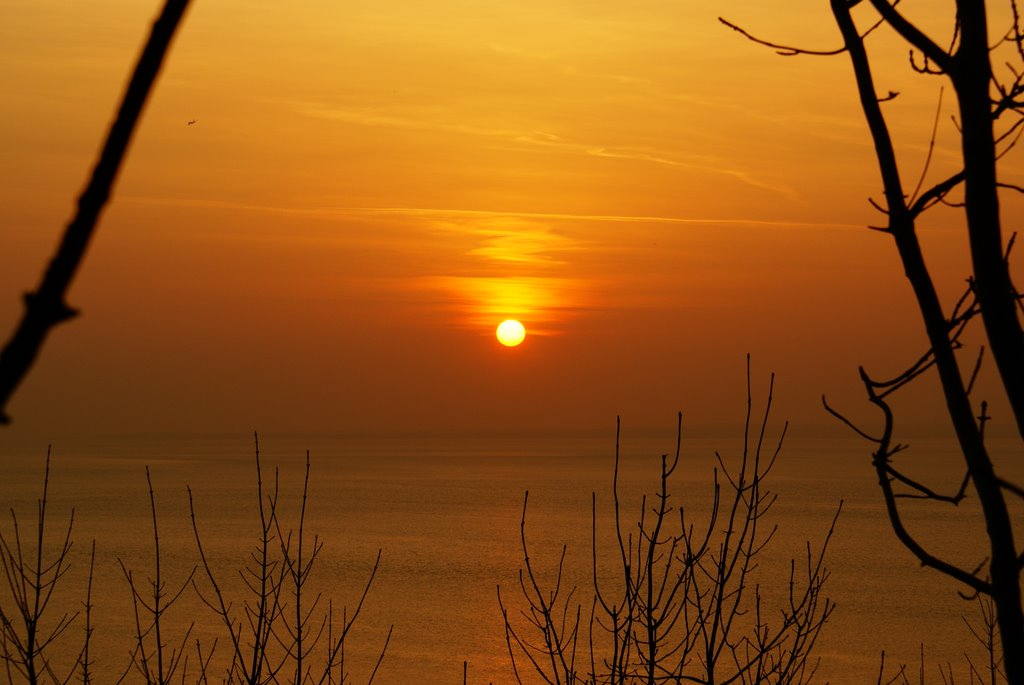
0, 0, 191, 425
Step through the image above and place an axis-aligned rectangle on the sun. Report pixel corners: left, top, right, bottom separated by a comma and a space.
496, 319, 526, 347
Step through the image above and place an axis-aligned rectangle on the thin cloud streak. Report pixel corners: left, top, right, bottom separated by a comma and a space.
518, 130, 799, 197
295, 102, 796, 196
120, 196, 867, 232
319, 206, 869, 232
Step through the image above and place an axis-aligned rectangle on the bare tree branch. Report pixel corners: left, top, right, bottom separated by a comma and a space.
717, 10, 891, 58
0, 0, 191, 425
866, 0, 953, 71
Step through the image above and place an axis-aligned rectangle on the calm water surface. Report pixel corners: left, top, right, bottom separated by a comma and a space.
0, 430, 1019, 684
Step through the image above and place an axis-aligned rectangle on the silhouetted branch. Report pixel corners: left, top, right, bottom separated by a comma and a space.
0, 0, 191, 425
858, 368, 991, 595
117, 467, 196, 685
78, 541, 96, 685
190, 434, 285, 684
717, 12, 891, 57
0, 449, 91, 685
909, 171, 967, 216
190, 434, 389, 685
822, 395, 882, 443
908, 88, 947, 205
503, 365, 835, 684
867, 0, 952, 70
274, 451, 327, 683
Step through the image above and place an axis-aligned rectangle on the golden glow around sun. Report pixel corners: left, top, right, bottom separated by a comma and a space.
496, 319, 526, 347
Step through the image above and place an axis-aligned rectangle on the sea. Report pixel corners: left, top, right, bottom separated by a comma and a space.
0, 428, 1020, 685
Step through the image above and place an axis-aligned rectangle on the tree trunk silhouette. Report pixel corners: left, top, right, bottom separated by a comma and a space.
722, 1, 1024, 681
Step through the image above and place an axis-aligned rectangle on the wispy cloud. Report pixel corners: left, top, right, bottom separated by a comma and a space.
293, 102, 524, 140
293, 101, 797, 197
119, 196, 867, 232
115, 195, 873, 334
411, 216, 594, 331
307, 205, 866, 232
449, 221, 576, 267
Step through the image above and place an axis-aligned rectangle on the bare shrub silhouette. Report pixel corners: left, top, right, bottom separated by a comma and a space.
117, 467, 198, 685
0, 0, 191, 425
1, 441, 389, 685
876, 595, 1004, 685
721, 2, 1024, 680
0, 450, 95, 685
500, 363, 838, 685
188, 434, 391, 685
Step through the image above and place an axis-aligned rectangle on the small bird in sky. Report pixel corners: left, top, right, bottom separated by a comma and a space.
187, 119, 197, 125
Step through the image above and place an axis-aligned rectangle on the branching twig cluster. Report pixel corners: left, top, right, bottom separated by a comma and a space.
500, 361, 838, 685
117, 466, 197, 685
0, 440, 390, 685
189, 434, 391, 685
0, 450, 95, 685
874, 595, 1005, 685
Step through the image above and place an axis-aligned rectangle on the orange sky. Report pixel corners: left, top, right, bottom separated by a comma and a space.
1, 0, 1021, 443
